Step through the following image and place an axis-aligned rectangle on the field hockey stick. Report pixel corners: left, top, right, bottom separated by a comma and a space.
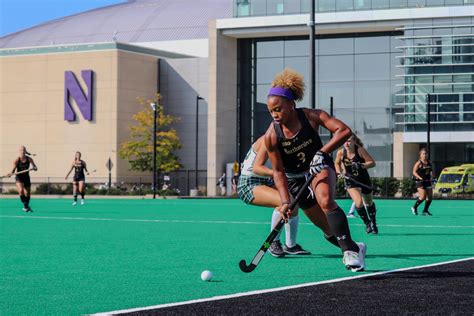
239, 173, 316, 273
343, 174, 380, 193
87, 169, 97, 175
0, 168, 36, 179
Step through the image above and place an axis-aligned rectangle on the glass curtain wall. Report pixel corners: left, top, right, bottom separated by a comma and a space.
396, 19, 474, 132
234, 0, 474, 17
237, 32, 403, 177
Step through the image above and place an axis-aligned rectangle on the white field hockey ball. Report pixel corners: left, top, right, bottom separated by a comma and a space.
201, 270, 213, 282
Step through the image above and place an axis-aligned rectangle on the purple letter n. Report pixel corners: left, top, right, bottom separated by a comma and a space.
64, 70, 93, 121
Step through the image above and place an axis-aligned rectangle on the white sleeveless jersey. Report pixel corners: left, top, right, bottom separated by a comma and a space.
241, 146, 269, 178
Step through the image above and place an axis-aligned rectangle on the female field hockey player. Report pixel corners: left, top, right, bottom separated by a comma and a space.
411, 148, 434, 216
335, 134, 378, 234
264, 68, 366, 272
65, 152, 89, 205
237, 135, 311, 257
8, 146, 38, 212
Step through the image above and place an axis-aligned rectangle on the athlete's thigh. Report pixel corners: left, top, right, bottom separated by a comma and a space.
362, 192, 373, 205
15, 182, 24, 194
251, 185, 281, 208
302, 204, 330, 235
347, 188, 363, 207
417, 187, 426, 199
312, 168, 337, 210
426, 188, 433, 199
78, 181, 85, 191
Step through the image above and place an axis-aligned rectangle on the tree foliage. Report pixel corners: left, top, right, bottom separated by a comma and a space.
119, 94, 182, 173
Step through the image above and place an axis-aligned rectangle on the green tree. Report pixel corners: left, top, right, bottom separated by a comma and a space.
119, 94, 182, 180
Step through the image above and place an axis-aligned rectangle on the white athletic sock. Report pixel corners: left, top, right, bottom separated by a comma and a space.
285, 215, 299, 248
270, 209, 282, 241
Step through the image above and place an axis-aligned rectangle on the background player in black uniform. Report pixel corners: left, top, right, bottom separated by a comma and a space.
8, 146, 38, 212
65, 152, 89, 206
264, 68, 366, 272
335, 135, 378, 234
411, 148, 434, 216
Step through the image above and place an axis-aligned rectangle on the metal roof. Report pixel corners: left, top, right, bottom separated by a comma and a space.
0, 0, 233, 49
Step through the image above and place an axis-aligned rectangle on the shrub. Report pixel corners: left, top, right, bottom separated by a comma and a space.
336, 177, 346, 197
373, 177, 400, 197
400, 178, 416, 197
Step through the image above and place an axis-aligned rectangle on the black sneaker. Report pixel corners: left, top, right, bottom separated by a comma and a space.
411, 207, 418, 215
26, 207, 33, 213
422, 210, 432, 216
370, 222, 378, 234
284, 244, 311, 255
268, 240, 285, 258
365, 222, 373, 234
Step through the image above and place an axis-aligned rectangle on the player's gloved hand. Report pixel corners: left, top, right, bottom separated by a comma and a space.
32, 167, 38, 171
310, 151, 332, 175
337, 173, 345, 180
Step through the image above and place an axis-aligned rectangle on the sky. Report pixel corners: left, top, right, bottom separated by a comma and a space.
0, 0, 126, 37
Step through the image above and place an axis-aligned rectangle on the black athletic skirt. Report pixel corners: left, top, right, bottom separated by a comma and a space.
16, 175, 31, 187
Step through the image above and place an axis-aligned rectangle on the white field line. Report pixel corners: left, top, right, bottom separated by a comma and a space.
93, 257, 474, 315
0, 215, 473, 228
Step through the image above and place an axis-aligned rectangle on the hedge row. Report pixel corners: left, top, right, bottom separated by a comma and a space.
336, 177, 417, 198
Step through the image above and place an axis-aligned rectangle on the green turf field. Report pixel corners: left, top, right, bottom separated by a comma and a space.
1, 198, 473, 315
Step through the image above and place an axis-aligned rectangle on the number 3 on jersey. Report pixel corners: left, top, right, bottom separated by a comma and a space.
296, 152, 306, 168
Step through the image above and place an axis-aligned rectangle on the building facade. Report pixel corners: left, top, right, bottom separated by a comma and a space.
206, 0, 474, 194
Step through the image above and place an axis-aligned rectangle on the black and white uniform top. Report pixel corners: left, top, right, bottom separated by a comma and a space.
15, 158, 31, 186
415, 160, 433, 189
273, 108, 328, 209
342, 146, 372, 194
73, 160, 86, 182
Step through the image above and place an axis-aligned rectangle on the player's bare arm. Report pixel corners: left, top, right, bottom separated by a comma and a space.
304, 108, 352, 154
357, 146, 376, 169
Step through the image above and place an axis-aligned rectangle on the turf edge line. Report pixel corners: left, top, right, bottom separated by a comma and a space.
92, 257, 474, 315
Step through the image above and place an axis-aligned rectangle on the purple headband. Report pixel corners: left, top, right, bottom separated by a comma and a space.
268, 87, 295, 101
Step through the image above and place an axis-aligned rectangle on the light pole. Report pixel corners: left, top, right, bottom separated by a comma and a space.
309, 0, 315, 109
196, 95, 204, 191
150, 102, 157, 199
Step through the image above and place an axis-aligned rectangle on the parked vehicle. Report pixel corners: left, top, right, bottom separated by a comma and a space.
435, 164, 474, 195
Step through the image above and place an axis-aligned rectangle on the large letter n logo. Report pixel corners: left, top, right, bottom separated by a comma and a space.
64, 70, 93, 121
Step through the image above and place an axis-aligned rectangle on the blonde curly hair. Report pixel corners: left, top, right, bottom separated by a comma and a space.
271, 68, 305, 102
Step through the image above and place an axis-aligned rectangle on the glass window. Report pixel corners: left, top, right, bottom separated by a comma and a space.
391, 53, 404, 77
444, 0, 464, 5
354, 0, 372, 10
256, 41, 284, 58
250, 0, 267, 15
390, 0, 408, 8
425, 0, 444, 6
318, 37, 354, 55
284, 0, 302, 14
336, 0, 354, 11
318, 82, 354, 109
284, 39, 308, 57
319, 55, 354, 81
355, 36, 390, 54
372, 0, 390, 9
318, 0, 336, 12
235, 0, 250, 17
284, 57, 310, 83
267, 0, 285, 15
355, 81, 391, 108
355, 54, 391, 80
408, 0, 425, 7
256, 58, 284, 84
